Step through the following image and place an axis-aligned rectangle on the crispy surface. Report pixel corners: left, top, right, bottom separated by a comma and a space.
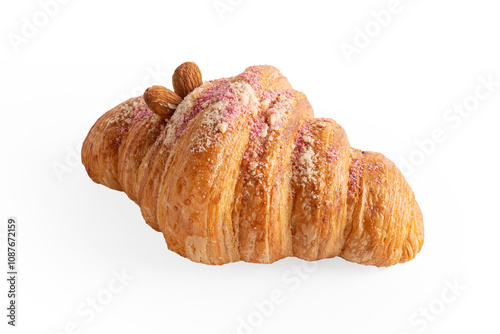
82, 65, 424, 266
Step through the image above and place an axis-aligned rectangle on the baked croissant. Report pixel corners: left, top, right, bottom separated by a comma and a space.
82, 62, 424, 267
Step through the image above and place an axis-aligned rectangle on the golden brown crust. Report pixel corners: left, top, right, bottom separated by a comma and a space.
81, 65, 424, 266
340, 150, 424, 266
291, 118, 351, 260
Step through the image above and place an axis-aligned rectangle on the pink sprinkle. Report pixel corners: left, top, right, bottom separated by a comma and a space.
262, 90, 278, 100
249, 116, 267, 140
132, 105, 153, 126
367, 163, 378, 171
240, 68, 263, 92
326, 145, 339, 162
109, 136, 121, 150
348, 159, 363, 193
292, 123, 312, 160
176, 79, 232, 138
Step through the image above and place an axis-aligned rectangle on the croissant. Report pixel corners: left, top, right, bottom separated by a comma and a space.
82, 62, 424, 267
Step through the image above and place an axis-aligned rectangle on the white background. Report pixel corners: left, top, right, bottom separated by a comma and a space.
2, 0, 499, 333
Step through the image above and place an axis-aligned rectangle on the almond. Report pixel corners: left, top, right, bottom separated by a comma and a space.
143, 85, 182, 119
172, 62, 203, 98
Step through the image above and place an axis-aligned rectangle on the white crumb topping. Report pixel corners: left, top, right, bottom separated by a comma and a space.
264, 93, 295, 131
189, 80, 259, 153
162, 81, 213, 148
302, 134, 313, 144
217, 122, 228, 133
260, 98, 272, 111
298, 146, 317, 183
268, 113, 278, 126
294, 127, 318, 186
107, 96, 142, 127
259, 123, 268, 138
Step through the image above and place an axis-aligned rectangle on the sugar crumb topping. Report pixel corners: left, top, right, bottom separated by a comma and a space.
187, 80, 259, 153
348, 159, 363, 194
293, 123, 319, 185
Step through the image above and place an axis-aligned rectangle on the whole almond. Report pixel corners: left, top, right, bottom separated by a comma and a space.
143, 85, 183, 119
172, 62, 203, 98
